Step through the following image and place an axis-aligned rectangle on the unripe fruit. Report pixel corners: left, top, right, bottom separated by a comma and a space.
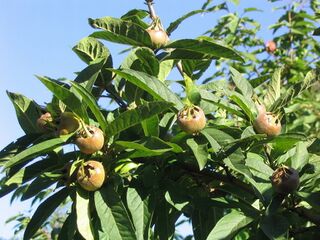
75, 126, 104, 154
147, 29, 168, 48
36, 112, 53, 132
77, 160, 105, 191
177, 106, 206, 134
253, 111, 281, 137
57, 112, 80, 136
270, 166, 299, 194
266, 40, 277, 53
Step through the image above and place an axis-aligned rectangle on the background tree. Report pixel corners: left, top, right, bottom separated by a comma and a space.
1, 0, 320, 239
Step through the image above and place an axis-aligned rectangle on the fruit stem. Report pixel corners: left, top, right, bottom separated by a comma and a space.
79, 119, 93, 138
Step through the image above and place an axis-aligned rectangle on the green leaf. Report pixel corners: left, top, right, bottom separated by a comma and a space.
5, 157, 54, 185
229, 93, 255, 121
58, 210, 77, 240
4, 135, 72, 169
106, 101, 173, 137
229, 67, 254, 98
290, 142, 309, 170
186, 138, 209, 170
264, 68, 282, 109
89, 17, 152, 47
126, 188, 154, 240
21, 173, 60, 201
313, 27, 320, 36
141, 115, 159, 137
249, 75, 270, 88
111, 69, 184, 110
69, 81, 107, 131
94, 184, 136, 239
116, 136, 182, 159
269, 69, 320, 112
23, 188, 69, 240
7, 91, 41, 134
158, 60, 174, 82
200, 129, 221, 152
206, 211, 254, 240
72, 37, 110, 64
260, 214, 289, 240
76, 190, 94, 240
134, 47, 160, 76
165, 38, 244, 62
37, 76, 88, 121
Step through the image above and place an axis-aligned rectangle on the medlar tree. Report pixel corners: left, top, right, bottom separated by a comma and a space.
1, 0, 320, 239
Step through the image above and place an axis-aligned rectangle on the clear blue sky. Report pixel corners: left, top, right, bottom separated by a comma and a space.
0, 0, 280, 238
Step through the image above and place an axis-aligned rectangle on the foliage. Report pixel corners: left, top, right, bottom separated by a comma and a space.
1, 0, 320, 239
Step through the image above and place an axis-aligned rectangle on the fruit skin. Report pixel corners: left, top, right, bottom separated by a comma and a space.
36, 112, 53, 132
177, 106, 206, 134
266, 40, 277, 53
253, 111, 281, 137
270, 166, 299, 194
147, 29, 168, 48
57, 112, 80, 136
77, 160, 105, 191
75, 126, 104, 154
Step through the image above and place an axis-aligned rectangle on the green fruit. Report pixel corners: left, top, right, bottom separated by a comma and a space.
77, 160, 105, 191
147, 29, 169, 48
75, 126, 104, 154
57, 112, 80, 136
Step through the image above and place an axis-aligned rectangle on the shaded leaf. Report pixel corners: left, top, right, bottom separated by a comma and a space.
206, 211, 254, 240
23, 188, 69, 240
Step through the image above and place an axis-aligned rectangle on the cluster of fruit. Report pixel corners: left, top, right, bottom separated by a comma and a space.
176, 103, 299, 195
37, 112, 105, 191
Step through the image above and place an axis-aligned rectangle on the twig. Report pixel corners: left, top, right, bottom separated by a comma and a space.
291, 206, 320, 226
145, 0, 157, 20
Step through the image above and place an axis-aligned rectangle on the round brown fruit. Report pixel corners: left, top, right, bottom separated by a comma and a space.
36, 112, 53, 132
75, 126, 104, 154
177, 106, 206, 134
77, 160, 105, 191
57, 112, 80, 136
253, 111, 281, 137
266, 40, 277, 53
147, 29, 168, 48
270, 166, 299, 194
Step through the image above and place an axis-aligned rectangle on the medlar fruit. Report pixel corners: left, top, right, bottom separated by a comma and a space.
177, 105, 206, 134
36, 112, 53, 132
147, 29, 169, 48
270, 166, 299, 194
75, 126, 104, 154
266, 40, 276, 53
77, 160, 105, 191
253, 111, 281, 137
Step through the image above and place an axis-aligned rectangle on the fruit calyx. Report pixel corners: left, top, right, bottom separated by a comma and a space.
75, 125, 105, 154
177, 105, 206, 134
36, 112, 55, 132
270, 166, 299, 194
77, 160, 105, 191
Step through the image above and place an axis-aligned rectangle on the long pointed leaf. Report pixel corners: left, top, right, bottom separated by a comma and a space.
69, 81, 107, 131
111, 69, 184, 110
106, 101, 173, 137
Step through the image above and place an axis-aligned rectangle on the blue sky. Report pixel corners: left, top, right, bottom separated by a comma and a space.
0, 0, 281, 238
